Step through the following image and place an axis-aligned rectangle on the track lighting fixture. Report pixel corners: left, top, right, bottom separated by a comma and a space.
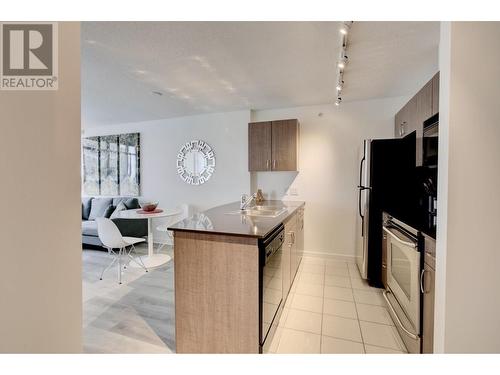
334, 21, 353, 107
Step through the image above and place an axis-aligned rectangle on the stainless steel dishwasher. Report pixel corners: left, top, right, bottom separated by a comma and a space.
259, 224, 284, 352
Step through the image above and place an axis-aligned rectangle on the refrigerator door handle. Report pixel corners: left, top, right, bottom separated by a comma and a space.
358, 188, 365, 237
358, 188, 364, 219
358, 156, 365, 188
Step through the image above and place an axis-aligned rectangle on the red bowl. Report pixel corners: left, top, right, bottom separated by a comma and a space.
140, 202, 159, 212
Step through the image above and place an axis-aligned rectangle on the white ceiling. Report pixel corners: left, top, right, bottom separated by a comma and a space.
82, 21, 439, 127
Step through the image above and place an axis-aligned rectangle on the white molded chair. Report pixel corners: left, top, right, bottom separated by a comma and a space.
96, 217, 148, 284
156, 204, 189, 252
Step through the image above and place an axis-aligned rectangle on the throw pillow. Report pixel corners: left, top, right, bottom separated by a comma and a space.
103, 205, 115, 218
123, 198, 140, 209
82, 197, 93, 220
110, 201, 127, 219
88, 198, 113, 221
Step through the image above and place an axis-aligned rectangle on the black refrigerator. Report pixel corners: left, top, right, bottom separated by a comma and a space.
355, 132, 417, 288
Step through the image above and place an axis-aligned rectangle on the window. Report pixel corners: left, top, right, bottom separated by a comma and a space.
82, 133, 140, 196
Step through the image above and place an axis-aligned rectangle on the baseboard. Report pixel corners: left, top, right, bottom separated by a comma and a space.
302, 250, 356, 263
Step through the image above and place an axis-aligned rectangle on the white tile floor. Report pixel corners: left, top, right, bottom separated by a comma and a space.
266, 256, 407, 354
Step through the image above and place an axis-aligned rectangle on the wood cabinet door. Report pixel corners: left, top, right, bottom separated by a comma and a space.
283, 215, 297, 298
395, 105, 409, 138
271, 119, 298, 171
405, 95, 419, 136
282, 234, 291, 299
296, 208, 304, 272
288, 216, 299, 283
431, 72, 440, 116
248, 121, 272, 171
422, 261, 435, 353
415, 79, 433, 166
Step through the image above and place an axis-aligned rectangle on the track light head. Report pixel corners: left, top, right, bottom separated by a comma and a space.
338, 53, 348, 69
340, 21, 353, 36
335, 98, 342, 106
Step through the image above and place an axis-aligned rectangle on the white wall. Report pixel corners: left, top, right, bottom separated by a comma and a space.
0, 23, 82, 352
435, 22, 500, 353
84, 110, 251, 242
251, 98, 408, 258
85, 99, 406, 255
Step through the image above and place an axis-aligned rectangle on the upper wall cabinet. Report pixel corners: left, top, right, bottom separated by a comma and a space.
431, 72, 440, 117
248, 119, 299, 172
248, 121, 272, 171
395, 72, 439, 166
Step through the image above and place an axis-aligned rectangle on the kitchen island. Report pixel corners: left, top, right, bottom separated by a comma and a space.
168, 200, 305, 353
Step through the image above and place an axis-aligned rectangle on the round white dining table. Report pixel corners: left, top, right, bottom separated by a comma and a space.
119, 207, 182, 269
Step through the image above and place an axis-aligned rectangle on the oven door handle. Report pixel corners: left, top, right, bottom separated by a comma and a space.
382, 226, 417, 248
382, 290, 419, 340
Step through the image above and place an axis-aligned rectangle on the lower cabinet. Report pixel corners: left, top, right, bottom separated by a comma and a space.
284, 207, 305, 300
282, 235, 291, 298
296, 208, 304, 274
290, 218, 300, 283
284, 216, 296, 298
422, 259, 435, 353
422, 235, 436, 353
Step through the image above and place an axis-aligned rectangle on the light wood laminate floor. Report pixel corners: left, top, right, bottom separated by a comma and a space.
82, 244, 175, 353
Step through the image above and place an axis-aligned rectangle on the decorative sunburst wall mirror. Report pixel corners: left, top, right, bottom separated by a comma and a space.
176, 140, 216, 185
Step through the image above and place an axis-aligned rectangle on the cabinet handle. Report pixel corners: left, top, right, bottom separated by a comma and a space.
420, 269, 427, 294
266, 160, 270, 170
291, 231, 295, 244
382, 264, 387, 269
400, 122, 406, 137
272, 160, 276, 170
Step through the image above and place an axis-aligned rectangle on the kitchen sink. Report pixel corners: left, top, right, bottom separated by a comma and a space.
226, 207, 288, 218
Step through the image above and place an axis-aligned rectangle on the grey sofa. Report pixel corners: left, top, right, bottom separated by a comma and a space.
82, 197, 147, 247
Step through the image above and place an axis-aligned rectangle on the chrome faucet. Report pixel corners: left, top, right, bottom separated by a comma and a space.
240, 193, 257, 210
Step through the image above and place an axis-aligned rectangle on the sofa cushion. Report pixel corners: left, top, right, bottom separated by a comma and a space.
110, 201, 127, 219
88, 198, 113, 221
82, 197, 93, 220
123, 198, 140, 209
82, 220, 98, 237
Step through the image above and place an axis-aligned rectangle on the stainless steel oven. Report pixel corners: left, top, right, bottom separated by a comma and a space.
259, 224, 284, 352
382, 213, 423, 353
